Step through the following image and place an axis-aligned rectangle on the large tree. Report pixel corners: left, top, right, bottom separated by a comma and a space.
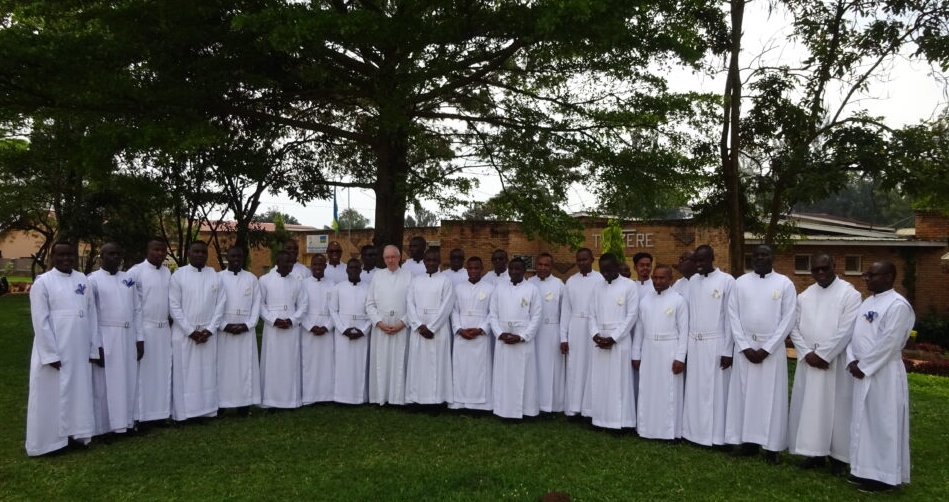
0, 0, 727, 250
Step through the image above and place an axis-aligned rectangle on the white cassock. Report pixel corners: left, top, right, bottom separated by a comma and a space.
26, 270, 99, 456
847, 290, 914, 486
216, 269, 261, 408
366, 266, 412, 405
443, 268, 469, 287
788, 277, 860, 461
89, 270, 143, 435
403, 258, 426, 277
267, 261, 310, 281
726, 271, 796, 451
169, 265, 226, 421
127, 260, 172, 422
588, 277, 638, 429
672, 277, 691, 297
302, 276, 336, 404
560, 270, 602, 416
633, 288, 689, 439
359, 267, 376, 284
528, 275, 565, 413
489, 280, 542, 419
258, 272, 307, 408
324, 262, 347, 285
331, 279, 371, 404
682, 268, 735, 446
481, 269, 509, 287
450, 279, 494, 411
406, 272, 455, 404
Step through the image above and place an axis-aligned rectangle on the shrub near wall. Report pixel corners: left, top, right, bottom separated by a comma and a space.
914, 315, 949, 349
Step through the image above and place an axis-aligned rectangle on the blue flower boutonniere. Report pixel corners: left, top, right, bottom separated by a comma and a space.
75, 283, 87, 295
123, 278, 136, 288
863, 311, 877, 323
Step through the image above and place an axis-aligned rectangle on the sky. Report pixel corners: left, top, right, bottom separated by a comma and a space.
258, 3, 948, 229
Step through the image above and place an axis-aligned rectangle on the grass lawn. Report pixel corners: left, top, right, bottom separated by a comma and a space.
1, 293, 947, 501
4, 276, 32, 283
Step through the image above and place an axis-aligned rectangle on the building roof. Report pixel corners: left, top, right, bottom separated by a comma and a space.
744, 212, 945, 248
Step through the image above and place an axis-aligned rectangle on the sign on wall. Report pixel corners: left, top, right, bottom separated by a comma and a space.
306, 234, 329, 254
590, 229, 655, 249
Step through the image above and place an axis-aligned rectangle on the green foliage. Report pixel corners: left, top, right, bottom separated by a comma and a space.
338, 207, 369, 230
601, 219, 626, 263
914, 314, 949, 349
268, 213, 289, 267
252, 207, 300, 225
0, 0, 729, 251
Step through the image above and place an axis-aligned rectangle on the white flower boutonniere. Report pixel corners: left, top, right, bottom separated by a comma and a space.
772, 289, 781, 299
616, 297, 624, 306
211, 283, 219, 292
544, 291, 554, 301
477, 292, 486, 301
244, 287, 252, 296
520, 297, 528, 308
711, 289, 721, 299
664, 307, 674, 316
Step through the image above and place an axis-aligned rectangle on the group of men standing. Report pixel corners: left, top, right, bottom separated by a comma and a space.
26, 237, 913, 493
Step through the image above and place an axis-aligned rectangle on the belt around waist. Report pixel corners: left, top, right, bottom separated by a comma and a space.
50, 308, 85, 318
461, 310, 487, 317
224, 309, 252, 316
144, 319, 169, 328
266, 305, 290, 311
600, 322, 625, 330
543, 318, 558, 324
746, 333, 770, 342
690, 332, 721, 341
99, 319, 131, 328
423, 308, 439, 314
345, 315, 369, 320
571, 313, 590, 318
649, 333, 679, 341
504, 321, 526, 327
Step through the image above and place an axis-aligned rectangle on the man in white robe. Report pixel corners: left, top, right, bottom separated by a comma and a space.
169, 240, 226, 421
302, 254, 336, 404
788, 253, 861, 472
324, 240, 347, 284
331, 259, 372, 404
89, 243, 143, 435
632, 252, 654, 295
443, 248, 469, 287
366, 244, 412, 405
128, 238, 173, 424
216, 246, 261, 413
672, 251, 696, 297
406, 249, 455, 405
588, 253, 638, 430
259, 251, 307, 409
845, 261, 914, 492
450, 256, 494, 411
481, 249, 510, 286
528, 252, 565, 414
403, 236, 427, 277
726, 244, 796, 464
282, 238, 310, 280
560, 248, 601, 417
633, 265, 689, 439
359, 245, 378, 283
489, 258, 541, 419
682, 244, 735, 448
26, 242, 102, 456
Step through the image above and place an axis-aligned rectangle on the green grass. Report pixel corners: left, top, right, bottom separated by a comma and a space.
1, 293, 947, 501
3, 276, 32, 283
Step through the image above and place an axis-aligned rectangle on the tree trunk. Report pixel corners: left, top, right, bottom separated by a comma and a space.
723, 0, 746, 277
372, 133, 410, 252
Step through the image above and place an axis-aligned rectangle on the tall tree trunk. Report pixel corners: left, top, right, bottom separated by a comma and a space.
722, 0, 746, 276
372, 133, 410, 251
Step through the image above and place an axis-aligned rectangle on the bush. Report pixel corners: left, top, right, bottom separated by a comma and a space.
916, 342, 945, 354
913, 315, 949, 349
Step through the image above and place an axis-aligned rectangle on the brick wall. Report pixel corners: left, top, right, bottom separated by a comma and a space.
914, 210, 949, 241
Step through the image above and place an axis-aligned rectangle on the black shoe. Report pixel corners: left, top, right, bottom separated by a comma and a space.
236, 406, 251, 417
734, 443, 760, 456
847, 475, 868, 485
829, 457, 847, 476
712, 444, 734, 453
765, 451, 780, 465
858, 480, 895, 493
800, 456, 826, 469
